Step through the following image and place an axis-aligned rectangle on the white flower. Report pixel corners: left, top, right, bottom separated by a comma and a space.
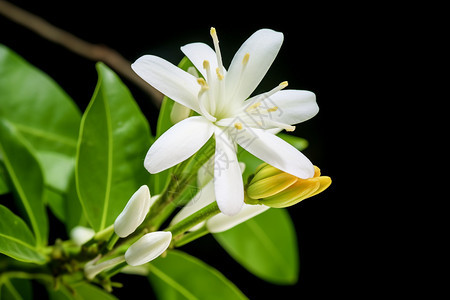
114, 185, 153, 238
124, 231, 172, 266
132, 28, 319, 216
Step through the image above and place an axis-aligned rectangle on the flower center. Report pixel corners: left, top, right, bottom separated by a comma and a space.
195, 27, 251, 123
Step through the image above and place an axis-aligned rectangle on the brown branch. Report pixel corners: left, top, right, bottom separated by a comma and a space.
0, 0, 163, 106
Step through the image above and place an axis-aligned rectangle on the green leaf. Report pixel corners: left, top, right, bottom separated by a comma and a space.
149, 250, 248, 300
278, 133, 309, 151
213, 209, 299, 285
0, 278, 32, 300
47, 282, 118, 300
151, 56, 194, 194
76, 63, 152, 232
0, 119, 48, 246
0, 44, 81, 156
0, 204, 46, 264
0, 162, 10, 195
0, 44, 81, 224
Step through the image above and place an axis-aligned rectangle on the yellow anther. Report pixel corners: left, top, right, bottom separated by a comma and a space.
234, 122, 243, 130
242, 53, 250, 65
279, 81, 288, 88
210, 27, 217, 38
197, 78, 209, 89
285, 125, 296, 132
267, 106, 278, 112
216, 68, 224, 80
203, 60, 210, 70
246, 102, 261, 112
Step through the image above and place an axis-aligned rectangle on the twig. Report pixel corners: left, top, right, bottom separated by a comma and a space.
0, 0, 163, 106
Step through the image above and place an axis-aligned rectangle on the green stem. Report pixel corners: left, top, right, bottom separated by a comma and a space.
145, 138, 215, 230
166, 201, 220, 238
174, 226, 209, 247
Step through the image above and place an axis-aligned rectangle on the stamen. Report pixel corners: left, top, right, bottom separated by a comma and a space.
234, 122, 243, 130
267, 106, 278, 112
265, 119, 296, 132
203, 60, 210, 71
246, 101, 261, 112
256, 81, 289, 102
197, 78, 209, 90
216, 68, 224, 80
242, 53, 250, 65
197, 88, 216, 122
210, 27, 225, 75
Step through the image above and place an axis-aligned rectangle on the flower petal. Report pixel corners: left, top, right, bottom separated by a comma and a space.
114, 185, 151, 238
214, 127, 244, 216
125, 231, 172, 266
249, 89, 319, 126
225, 29, 283, 103
132, 55, 200, 113
234, 127, 315, 179
206, 204, 270, 233
181, 43, 226, 79
144, 117, 214, 173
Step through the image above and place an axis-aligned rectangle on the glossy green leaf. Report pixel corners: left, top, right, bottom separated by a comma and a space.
213, 209, 299, 285
0, 45, 81, 223
0, 204, 46, 264
0, 44, 81, 156
0, 119, 48, 246
76, 63, 152, 232
278, 133, 309, 151
47, 282, 118, 300
149, 250, 247, 300
0, 162, 10, 195
151, 57, 195, 194
0, 278, 32, 300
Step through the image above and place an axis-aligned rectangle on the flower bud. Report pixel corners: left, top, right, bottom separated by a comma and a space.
124, 231, 172, 266
114, 185, 152, 238
70, 226, 95, 246
246, 164, 331, 208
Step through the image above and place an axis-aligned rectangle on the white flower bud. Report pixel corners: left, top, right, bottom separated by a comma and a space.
114, 185, 152, 238
206, 204, 270, 233
70, 226, 95, 246
125, 231, 172, 266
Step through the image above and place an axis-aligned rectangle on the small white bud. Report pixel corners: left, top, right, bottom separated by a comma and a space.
125, 231, 172, 266
114, 185, 152, 238
70, 226, 95, 246
206, 204, 270, 233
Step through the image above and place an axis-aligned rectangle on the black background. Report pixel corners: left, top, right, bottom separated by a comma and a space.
1, 1, 401, 298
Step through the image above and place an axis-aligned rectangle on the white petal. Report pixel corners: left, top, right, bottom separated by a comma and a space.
125, 231, 172, 266
225, 29, 283, 103
70, 226, 95, 246
132, 55, 200, 113
144, 117, 214, 173
181, 43, 226, 79
114, 185, 151, 238
207, 204, 270, 233
235, 127, 314, 179
214, 127, 244, 216
256, 90, 319, 125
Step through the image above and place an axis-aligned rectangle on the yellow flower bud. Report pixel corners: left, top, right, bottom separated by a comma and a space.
245, 164, 331, 208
